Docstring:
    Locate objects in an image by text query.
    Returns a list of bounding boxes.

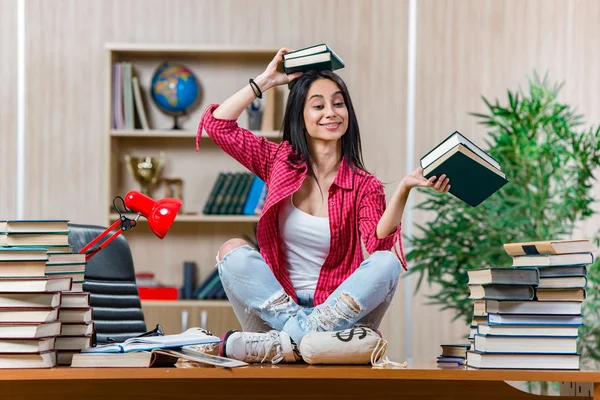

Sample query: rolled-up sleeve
[196,104,279,182]
[358,179,407,270]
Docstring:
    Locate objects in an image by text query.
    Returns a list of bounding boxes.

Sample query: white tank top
[278,194,331,293]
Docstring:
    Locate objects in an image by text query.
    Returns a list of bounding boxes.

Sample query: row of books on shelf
[136,266,226,301]
[112,62,150,131]
[0,220,94,368]
[438,239,597,370]
[203,172,266,216]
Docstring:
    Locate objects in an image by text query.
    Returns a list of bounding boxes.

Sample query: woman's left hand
[400,167,450,193]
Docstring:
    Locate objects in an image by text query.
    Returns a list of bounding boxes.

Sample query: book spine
[203,173,226,215]
[234,174,254,215]
[220,173,242,215]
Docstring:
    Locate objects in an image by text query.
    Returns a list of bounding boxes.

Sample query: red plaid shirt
[197,104,406,305]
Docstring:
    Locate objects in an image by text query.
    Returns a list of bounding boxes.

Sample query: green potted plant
[406,72,600,373]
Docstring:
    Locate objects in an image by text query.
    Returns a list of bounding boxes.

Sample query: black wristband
[249,78,263,99]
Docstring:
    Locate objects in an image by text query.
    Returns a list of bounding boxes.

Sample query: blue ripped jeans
[216,245,401,345]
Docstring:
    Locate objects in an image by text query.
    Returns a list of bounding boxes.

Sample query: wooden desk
[1,364,598,400]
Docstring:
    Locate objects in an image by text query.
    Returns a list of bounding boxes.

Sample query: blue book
[242,177,265,215]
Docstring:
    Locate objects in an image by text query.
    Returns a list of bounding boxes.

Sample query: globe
[150,62,200,129]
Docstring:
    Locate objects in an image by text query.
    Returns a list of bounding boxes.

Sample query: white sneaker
[221,330,298,364]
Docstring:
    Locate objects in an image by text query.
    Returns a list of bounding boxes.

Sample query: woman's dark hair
[281,70,369,179]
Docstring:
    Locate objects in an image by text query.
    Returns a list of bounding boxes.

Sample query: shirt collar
[332,157,355,190]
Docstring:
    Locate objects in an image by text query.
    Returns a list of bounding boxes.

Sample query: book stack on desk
[49,251,94,365]
[466,239,597,370]
[437,343,470,367]
[0,220,95,366]
[0,246,73,368]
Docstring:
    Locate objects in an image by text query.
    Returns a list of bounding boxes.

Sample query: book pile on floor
[466,239,596,370]
[203,173,266,216]
[0,219,94,367]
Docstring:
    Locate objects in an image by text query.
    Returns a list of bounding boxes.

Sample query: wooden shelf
[109,213,260,223]
[141,300,232,307]
[106,43,278,56]
[111,129,281,140]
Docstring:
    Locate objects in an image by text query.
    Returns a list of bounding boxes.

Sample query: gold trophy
[124,152,165,197]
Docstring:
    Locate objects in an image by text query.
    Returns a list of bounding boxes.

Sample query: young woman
[196,48,450,364]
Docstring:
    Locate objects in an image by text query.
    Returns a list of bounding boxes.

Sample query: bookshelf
[111,129,281,140]
[105,44,281,331]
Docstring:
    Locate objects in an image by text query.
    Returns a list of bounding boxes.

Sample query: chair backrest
[68,223,147,343]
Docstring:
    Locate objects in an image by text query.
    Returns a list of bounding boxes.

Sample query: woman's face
[302,78,348,143]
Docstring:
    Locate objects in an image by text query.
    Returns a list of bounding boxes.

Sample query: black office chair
[68,223,147,343]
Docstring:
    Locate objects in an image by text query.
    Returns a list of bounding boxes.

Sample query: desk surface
[1,363,599,382]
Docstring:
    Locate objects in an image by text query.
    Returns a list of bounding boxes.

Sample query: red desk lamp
[79,191,182,261]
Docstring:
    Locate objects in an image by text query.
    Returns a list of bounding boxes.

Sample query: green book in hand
[422,134,508,207]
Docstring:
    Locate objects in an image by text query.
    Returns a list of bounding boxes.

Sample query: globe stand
[170,111,186,130]
[171,115,182,130]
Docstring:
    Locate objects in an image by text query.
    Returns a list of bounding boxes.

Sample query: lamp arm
[79,215,138,261]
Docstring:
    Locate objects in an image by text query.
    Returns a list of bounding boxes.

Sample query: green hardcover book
[224,173,246,215]
[234,174,255,215]
[423,144,508,207]
[203,173,226,215]
[283,44,344,75]
[283,51,344,74]
[209,173,234,215]
[217,173,242,215]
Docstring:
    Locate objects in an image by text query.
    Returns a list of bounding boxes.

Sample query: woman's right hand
[254,48,303,91]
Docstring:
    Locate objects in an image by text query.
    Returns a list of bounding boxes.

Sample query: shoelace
[245,331,284,364]
[371,338,408,369]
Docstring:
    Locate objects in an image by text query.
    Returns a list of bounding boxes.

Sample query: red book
[137,287,178,301]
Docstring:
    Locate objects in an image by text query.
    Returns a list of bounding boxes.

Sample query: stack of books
[466,239,596,370]
[193,269,226,300]
[437,343,470,367]
[49,251,93,365]
[420,131,508,207]
[203,173,266,216]
[0,246,72,368]
[0,220,94,366]
[282,43,344,75]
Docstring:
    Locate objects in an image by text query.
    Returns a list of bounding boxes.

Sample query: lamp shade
[124,191,182,239]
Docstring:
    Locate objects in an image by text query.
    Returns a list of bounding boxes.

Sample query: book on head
[282,44,344,81]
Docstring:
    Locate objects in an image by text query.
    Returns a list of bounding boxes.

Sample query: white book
[0,292,61,308]
[467,351,579,370]
[55,336,93,351]
[82,327,220,354]
[0,351,56,368]
[0,321,61,339]
[123,62,134,130]
[474,334,577,354]
[0,337,55,353]
[478,324,580,337]
[0,277,72,293]
[487,313,583,326]
[485,300,582,315]
[512,252,594,267]
[132,76,150,130]
[420,131,501,171]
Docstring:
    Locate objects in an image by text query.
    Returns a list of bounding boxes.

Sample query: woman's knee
[217,238,249,262]
[371,251,402,281]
